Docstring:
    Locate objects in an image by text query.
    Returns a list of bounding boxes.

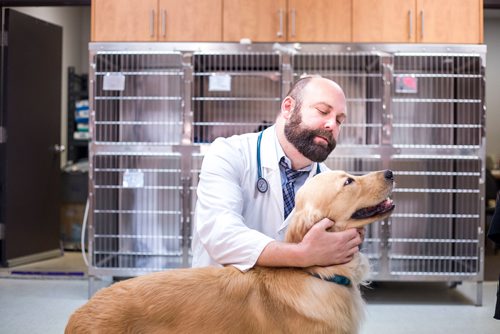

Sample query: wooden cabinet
[223,0,351,42]
[416,0,483,44]
[91,0,222,42]
[91,0,483,44]
[287,0,351,42]
[158,0,222,42]
[352,0,483,43]
[352,0,416,43]
[222,0,287,42]
[92,0,158,42]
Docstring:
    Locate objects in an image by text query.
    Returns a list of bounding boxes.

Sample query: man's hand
[256,218,365,268]
[298,218,363,267]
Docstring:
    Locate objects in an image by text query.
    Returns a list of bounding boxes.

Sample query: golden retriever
[66,169,395,334]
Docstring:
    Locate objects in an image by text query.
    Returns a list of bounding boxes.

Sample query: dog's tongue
[351,198,394,219]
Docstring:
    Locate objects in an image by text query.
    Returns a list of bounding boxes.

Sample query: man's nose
[324,117,338,130]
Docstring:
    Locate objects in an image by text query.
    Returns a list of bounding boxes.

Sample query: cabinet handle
[291,8,296,38]
[408,10,413,40]
[420,10,424,40]
[150,9,155,38]
[277,9,284,38]
[162,10,167,37]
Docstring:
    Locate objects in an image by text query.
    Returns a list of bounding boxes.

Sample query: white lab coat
[191,125,326,271]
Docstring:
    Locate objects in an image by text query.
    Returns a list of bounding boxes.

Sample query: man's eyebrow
[314,102,334,109]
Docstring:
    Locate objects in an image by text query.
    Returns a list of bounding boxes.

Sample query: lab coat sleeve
[195,137,274,271]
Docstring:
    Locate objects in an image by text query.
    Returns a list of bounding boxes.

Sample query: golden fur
[66,170,394,334]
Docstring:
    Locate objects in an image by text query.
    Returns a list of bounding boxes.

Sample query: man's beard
[284,109,337,162]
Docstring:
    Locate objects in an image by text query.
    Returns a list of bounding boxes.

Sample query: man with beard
[192,76,363,270]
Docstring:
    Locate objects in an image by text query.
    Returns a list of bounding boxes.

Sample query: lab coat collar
[260,125,280,170]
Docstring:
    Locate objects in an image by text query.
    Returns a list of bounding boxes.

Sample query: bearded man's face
[284,107,337,162]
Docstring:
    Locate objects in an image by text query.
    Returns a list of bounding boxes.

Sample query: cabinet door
[92,0,158,41]
[288,0,351,42]
[352,0,416,43]
[416,0,483,43]
[223,0,287,42]
[158,0,222,41]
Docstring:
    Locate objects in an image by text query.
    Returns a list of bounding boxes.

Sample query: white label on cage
[209,74,231,91]
[103,73,126,91]
[122,170,144,188]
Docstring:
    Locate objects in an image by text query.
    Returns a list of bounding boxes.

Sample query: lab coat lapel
[260,127,284,223]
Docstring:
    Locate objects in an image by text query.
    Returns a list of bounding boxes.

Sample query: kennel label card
[395,76,418,94]
[122,170,144,188]
[209,74,231,92]
[103,73,126,91]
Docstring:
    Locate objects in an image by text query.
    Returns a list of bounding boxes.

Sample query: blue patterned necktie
[280,158,307,219]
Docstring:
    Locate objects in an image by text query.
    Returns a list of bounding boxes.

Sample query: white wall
[6,6,90,166]
[485,10,500,165]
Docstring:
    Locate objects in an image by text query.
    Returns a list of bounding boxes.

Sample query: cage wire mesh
[387,53,484,279]
[89,45,485,286]
[93,52,184,145]
[192,52,281,143]
[90,52,189,273]
[291,52,384,148]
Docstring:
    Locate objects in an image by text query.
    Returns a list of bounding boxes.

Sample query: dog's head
[285,170,395,243]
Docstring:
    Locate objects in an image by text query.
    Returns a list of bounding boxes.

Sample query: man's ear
[281,96,295,120]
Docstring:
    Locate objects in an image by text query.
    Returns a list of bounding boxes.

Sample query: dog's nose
[384,170,394,181]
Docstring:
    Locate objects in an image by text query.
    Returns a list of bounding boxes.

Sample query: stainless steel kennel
[88,43,486,303]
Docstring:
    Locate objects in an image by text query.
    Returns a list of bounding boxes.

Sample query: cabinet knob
[53,144,66,153]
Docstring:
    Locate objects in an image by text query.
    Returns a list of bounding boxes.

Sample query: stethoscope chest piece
[256,177,269,193]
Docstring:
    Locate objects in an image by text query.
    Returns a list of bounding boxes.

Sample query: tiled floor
[0,251,499,333]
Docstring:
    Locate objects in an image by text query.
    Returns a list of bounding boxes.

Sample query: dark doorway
[0,9,63,266]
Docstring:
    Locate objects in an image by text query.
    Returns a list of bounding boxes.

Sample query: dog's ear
[285,205,322,243]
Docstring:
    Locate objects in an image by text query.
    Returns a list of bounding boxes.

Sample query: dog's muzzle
[350,198,395,219]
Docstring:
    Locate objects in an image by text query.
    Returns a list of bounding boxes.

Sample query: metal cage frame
[88,43,486,303]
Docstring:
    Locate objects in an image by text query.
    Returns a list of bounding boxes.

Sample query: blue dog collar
[310,273,352,286]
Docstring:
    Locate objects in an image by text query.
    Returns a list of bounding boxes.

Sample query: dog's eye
[344,177,355,186]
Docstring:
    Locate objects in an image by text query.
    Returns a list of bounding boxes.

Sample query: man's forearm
[255,241,307,267]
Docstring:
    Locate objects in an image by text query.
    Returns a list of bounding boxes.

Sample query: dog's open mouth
[351,198,395,219]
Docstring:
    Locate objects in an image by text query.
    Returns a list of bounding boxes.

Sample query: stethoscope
[256,131,321,193]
